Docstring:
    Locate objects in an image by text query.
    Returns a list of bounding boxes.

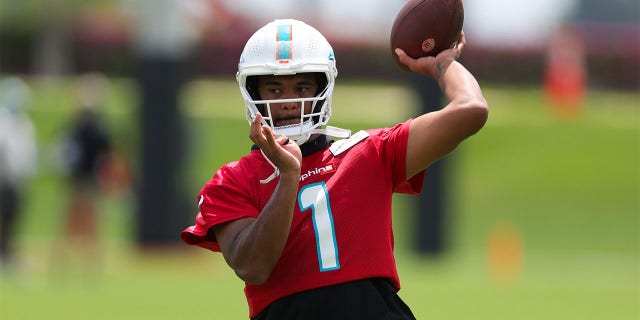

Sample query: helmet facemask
[241,72,333,145]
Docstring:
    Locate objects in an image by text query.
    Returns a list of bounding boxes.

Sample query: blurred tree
[31,0,74,75]
[408,73,448,256]
[124,0,211,247]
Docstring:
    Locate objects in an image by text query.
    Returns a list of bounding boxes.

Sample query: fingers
[394,48,423,72]
[271,133,292,148]
[454,31,466,57]
[249,113,262,142]
[261,123,287,148]
[250,112,263,133]
[395,48,438,74]
[458,31,466,47]
[250,112,289,148]
[395,48,411,65]
[394,31,467,76]
[250,113,270,146]
[249,113,302,172]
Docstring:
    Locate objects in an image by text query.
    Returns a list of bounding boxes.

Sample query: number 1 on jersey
[298,182,340,272]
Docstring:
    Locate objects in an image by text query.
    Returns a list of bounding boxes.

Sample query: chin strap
[259,149,280,184]
[310,126,351,139]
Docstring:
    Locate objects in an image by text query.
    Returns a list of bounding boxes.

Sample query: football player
[182,19,488,319]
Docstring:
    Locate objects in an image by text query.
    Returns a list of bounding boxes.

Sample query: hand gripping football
[390,0,464,71]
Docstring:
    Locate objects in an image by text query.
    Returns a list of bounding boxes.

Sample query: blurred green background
[0,78,638,319]
[1,0,639,319]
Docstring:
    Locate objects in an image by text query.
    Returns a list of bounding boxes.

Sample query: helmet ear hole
[246,76,261,100]
[314,72,328,96]
[246,76,265,114]
[312,72,329,119]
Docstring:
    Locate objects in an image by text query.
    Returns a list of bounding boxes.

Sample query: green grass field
[1,77,638,319]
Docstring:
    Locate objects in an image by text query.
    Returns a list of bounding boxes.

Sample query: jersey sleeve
[181,161,261,252]
[374,119,425,194]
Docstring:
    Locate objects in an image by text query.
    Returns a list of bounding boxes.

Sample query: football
[390,0,464,71]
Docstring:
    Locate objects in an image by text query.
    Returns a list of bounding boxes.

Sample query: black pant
[254,278,416,320]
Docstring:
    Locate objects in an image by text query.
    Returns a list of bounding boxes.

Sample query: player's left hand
[395,31,466,79]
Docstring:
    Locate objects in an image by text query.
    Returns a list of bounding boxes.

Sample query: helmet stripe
[276,24,292,62]
[277,24,292,41]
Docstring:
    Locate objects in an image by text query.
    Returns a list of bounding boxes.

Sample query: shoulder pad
[329,130,369,156]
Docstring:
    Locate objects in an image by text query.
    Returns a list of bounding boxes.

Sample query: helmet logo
[276,24,293,64]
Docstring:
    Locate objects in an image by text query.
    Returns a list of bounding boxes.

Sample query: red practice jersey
[181,120,425,317]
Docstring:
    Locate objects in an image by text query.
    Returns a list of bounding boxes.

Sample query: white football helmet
[237,19,350,145]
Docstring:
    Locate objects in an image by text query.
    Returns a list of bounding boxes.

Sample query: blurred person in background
[52,73,115,281]
[0,77,38,274]
[181,19,488,319]
[543,25,587,118]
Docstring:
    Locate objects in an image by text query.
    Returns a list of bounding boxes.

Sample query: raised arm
[396,32,489,179]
